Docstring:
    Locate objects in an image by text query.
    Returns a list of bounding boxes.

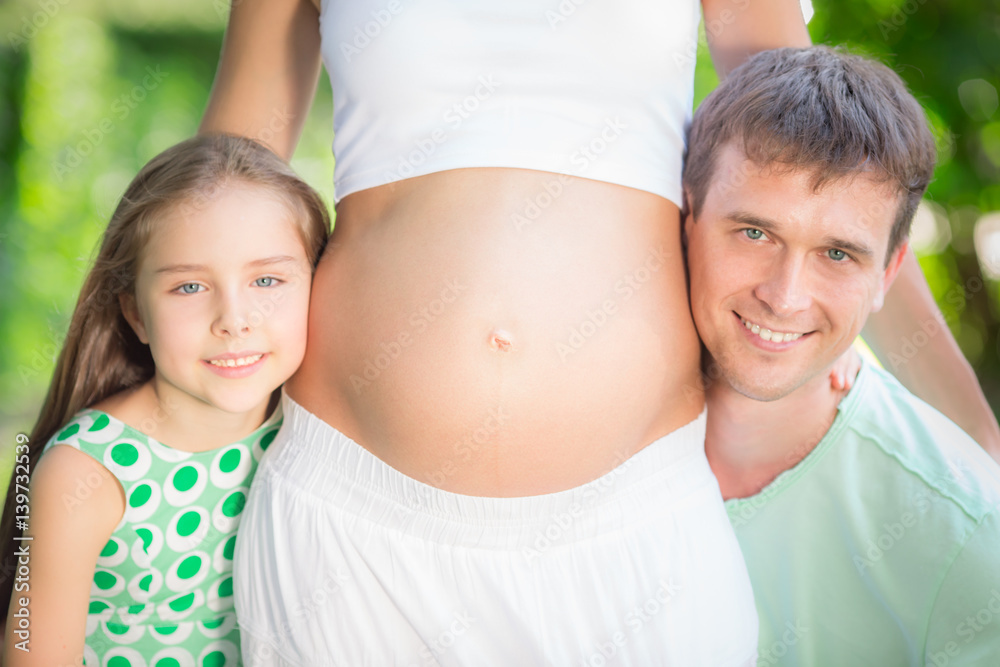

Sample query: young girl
[0,134,329,665]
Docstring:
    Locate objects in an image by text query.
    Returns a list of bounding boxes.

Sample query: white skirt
[234,392,758,666]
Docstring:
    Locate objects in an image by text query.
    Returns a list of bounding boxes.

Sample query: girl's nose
[212,293,253,338]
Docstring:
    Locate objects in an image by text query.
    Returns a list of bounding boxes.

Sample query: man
[684,47,1000,665]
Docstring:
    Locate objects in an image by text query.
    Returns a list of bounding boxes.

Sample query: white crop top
[319,0,701,206]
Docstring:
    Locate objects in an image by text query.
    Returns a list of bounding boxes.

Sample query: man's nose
[753,253,812,317]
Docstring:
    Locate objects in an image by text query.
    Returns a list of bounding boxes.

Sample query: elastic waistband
[263,392,715,549]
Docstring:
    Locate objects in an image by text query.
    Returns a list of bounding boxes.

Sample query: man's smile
[736,313,808,344]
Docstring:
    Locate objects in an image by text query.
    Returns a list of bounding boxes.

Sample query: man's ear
[681,186,695,248]
[119,292,149,344]
[872,240,910,312]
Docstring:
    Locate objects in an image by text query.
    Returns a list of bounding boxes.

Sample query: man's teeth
[209,354,263,368]
[741,318,803,343]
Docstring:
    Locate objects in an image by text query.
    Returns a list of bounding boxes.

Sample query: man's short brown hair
[683,46,937,262]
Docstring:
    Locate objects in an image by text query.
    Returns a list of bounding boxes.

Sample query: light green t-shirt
[726,361,1000,666]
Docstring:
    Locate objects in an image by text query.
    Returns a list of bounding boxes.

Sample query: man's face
[685,144,907,401]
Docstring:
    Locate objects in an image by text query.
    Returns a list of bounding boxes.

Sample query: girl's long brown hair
[0,134,330,617]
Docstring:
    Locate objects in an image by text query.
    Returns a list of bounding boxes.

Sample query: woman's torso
[288,0,704,496]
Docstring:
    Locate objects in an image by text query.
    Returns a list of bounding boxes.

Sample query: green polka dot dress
[42,407,282,666]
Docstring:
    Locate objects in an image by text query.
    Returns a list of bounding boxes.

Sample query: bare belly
[286,168,703,496]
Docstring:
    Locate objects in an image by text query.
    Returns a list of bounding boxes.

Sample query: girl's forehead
[172,180,298,221]
[140,186,307,267]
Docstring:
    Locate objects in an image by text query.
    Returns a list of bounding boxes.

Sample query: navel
[489,329,514,352]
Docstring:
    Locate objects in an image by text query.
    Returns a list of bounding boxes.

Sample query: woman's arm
[200,0,323,160]
[701,0,811,78]
[3,447,123,666]
[863,250,1000,459]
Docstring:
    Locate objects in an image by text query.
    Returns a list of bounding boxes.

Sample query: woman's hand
[829,344,862,393]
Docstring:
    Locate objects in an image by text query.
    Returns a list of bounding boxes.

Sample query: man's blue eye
[828,249,848,262]
[179,283,201,294]
[255,277,276,287]
[744,229,764,240]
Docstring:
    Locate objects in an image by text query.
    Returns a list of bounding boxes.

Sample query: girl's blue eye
[744,228,765,240]
[179,283,202,294]
[255,277,277,287]
[828,249,848,262]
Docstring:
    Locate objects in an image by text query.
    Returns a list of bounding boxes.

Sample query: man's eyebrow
[726,212,780,233]
[820,236,875,260]
[154,255,300,275]
[726,212,875,260]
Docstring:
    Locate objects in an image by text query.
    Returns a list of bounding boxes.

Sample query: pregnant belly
[286,168,703,496]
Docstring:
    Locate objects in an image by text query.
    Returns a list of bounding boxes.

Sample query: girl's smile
[122,181,313,428]
[203,351,268,377]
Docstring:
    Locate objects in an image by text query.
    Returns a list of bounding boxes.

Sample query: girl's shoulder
[46,403,282,468]
[43,409,137,462]
[44,405,281,510]
[41,409,183,491]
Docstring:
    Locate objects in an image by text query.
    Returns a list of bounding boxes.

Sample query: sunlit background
[1,0,999,477]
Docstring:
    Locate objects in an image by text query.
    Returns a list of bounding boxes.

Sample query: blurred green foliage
[0,0,336,452]
[809,0,1000,407]
[0,0,998,472]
